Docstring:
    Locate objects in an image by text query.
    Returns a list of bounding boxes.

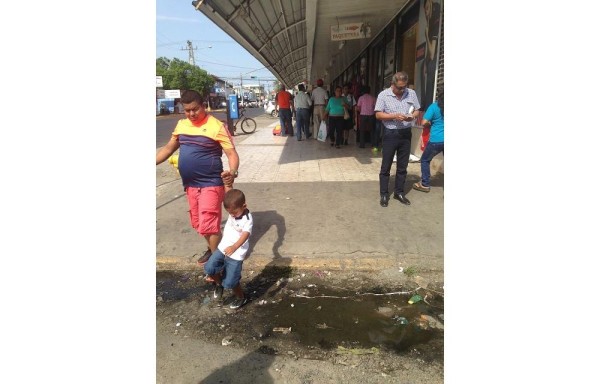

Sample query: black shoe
[380,194,389,207]
[393,193,411,205]
[197,248,212,265]
[213,285,224,300]
[344,139,349,145]
[229,296,249,309]
[330,142,334,147]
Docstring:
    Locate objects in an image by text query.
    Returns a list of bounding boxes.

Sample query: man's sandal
[196,248,212,265]
[204,274,216,283]
[413,182,431,193]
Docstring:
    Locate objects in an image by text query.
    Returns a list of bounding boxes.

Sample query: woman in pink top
[356,85,377,148]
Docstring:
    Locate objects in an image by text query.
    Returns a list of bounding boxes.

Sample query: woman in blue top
[413,91,443,192]
[323,86,350,148]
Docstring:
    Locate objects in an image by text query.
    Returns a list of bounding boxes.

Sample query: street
[156,107,271,148]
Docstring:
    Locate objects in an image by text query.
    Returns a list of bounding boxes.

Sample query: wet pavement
[157,268,443,370]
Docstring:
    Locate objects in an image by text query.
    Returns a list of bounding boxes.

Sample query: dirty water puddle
[157,270,443,366]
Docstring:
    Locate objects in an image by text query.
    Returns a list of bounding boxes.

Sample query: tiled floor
[229,120,392,183]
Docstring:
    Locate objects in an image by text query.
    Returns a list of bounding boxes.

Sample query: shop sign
[331,22,371,41]
[164,90,181,98]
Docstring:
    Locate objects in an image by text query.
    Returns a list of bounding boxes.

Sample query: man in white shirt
[310,79,328,139]
[375,71,420,207]
[294,84,312,141]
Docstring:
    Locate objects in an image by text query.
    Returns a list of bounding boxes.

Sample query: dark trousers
[372,121,383,148]
[379,128,412,195]
[328,116,344,146]
[278,108,293,136]
[359,115,375,148]
[295,108,310,139]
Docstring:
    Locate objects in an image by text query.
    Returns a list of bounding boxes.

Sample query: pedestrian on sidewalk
[375,71,420,207]
[413,91,444,193]
[356,85,376,148]
[323,86,350,148]
[204,189,253,309]
[155,90,239,264]
[310,79,328,139]
[294,83,312,140]
[275,85,294,136]
[342,82,356,145]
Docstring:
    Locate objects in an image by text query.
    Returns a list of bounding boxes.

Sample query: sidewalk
[156,116,444,282]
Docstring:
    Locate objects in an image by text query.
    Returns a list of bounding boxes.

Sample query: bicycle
[233,107,257,134]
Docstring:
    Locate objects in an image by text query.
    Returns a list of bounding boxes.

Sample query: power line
[217,77,277,81]
[194,59,264,70]
[157,39,238,48]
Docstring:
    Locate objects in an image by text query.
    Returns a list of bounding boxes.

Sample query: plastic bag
[343,108,350,120]
[317,121,327,142]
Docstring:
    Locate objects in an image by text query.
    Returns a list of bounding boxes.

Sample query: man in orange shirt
[275,85,295,136]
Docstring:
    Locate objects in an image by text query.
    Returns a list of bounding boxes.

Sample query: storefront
[207,86,227,109]
[330,0,444,157]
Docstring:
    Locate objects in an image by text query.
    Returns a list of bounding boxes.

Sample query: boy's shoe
[196,248,212,265]
[229,297,249,309]
[213,285,224,300]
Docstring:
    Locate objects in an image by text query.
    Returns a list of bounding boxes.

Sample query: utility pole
[182,40,196,66]
[181,43,212,68]
[239,73,243,105]
[258,78,262,102]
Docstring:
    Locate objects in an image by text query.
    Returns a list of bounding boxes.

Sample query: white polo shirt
[217,210,253,261]
[311,86,328,106]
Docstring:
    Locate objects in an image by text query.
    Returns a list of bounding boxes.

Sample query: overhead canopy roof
[194,0,412,88]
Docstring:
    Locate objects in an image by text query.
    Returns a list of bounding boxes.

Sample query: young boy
[204,189,253,309]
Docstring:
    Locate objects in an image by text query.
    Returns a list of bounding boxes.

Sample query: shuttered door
[435,6,444,97]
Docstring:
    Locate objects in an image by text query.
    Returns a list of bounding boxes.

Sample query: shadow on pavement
[247,210,286,259]
[242,210,293,301]
[198,347,276,384]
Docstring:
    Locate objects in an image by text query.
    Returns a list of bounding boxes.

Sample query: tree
[156,57,213,96]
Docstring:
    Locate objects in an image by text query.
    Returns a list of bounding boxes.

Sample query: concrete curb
[156,254,403,272]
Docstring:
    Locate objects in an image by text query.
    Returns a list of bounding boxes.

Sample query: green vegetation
[156,57,214,96]
[403,266,418,277]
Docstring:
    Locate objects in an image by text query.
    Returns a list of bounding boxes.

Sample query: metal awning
[193,0,412,88]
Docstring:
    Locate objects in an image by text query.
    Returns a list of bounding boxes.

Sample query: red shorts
[185,186,224,236]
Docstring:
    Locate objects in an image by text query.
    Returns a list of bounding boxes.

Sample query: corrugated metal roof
[195,0,412,88]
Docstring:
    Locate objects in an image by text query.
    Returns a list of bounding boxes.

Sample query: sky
[156,0,278,91]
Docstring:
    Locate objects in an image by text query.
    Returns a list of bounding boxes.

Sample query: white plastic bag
[317,121,327,142]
